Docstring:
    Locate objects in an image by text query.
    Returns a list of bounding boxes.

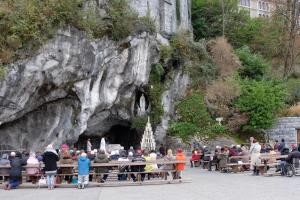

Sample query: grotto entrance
[74,124,142,151]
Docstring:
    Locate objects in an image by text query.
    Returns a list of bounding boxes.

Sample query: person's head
[99,150,105,155]
[143,150,149,157]
[10,152,16,157]
[275,139,278,143]
[81,152,87,157]
[167,149,173,156]
[46,144,54,150]
[250,137,254,142]
[160,144,164,147]
[130,146,134,150]
[291,144,297,150]
[128,152,134,157]
[29,152,36,158]
[281,138,285,143]
[135,149,142,156]
[177,149,183,154]
[221,148,225,153]
[120,150,127,158]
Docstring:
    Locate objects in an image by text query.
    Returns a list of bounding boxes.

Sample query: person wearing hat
[77,153,91,189]
[5,152,26,190]
[43,144,59,190]
[175,149,186,179]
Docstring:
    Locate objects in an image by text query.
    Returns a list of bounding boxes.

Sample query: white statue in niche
[100,138,106,154]
[137,94,147,116]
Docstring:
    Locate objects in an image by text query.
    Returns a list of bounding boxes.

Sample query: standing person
[87,139,92,152]
[43,145,59,190]
[250,139,261,176]
[274,140,279,151]
[278,139,286,154]
[159,144,166,156]
[77,153,90,189]
[5,152,26,190]
[175,149,186,179]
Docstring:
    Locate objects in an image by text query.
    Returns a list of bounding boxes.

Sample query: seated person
[117,151,129,181]
[190,149,201,168]
[130,150,146,182]
[94,150,110,183]
[217,148,228,172]
[159,149,175,180]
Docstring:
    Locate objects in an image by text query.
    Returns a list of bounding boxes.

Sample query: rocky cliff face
[0,0,191,150]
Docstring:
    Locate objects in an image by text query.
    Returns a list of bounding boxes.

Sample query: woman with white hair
[42,144,59,190]
[26,152,39,184]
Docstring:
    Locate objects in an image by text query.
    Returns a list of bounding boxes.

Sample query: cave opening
[74,124,142,151]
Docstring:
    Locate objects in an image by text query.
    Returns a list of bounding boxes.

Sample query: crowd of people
[190,137,300,175]
[0,142,186,190]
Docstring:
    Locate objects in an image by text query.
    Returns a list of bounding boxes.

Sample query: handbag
[38,176,47,188]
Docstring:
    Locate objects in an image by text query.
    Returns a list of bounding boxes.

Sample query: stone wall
[266,117,300,144]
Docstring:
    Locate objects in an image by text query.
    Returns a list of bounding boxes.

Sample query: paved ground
[1,168,300,200]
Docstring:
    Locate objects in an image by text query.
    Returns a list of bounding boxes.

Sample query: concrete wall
[266,117,300,145]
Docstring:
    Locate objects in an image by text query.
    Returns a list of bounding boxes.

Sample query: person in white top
[250,139,261,175]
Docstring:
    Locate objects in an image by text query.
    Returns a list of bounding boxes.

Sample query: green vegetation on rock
[0,0,156,66]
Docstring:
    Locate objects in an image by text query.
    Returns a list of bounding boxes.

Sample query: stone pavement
[1,168,300,200]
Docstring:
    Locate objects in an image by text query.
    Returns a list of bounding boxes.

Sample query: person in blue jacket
[77,152,91,189]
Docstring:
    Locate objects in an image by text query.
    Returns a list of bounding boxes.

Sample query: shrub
[207,36,240,77]
[235,46,268,80]
[169,122,200,142]
[176,91,211,127]
[159,45,173,62]
[206,78,241,118]
[131,116,148,130]
[236,79,286,131]
[286,78,300,105]
[170,31,216,87]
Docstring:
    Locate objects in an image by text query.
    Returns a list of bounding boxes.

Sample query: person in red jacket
[176,149,186,179]
[190,148,201,167]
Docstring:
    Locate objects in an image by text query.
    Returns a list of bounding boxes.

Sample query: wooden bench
[227,163,250,173]
[0,160,189,187]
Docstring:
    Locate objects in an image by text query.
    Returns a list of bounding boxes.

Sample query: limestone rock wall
[0,0,192,150]
[131,0,192,36]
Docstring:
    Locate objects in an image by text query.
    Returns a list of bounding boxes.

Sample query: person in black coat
[5,152,26,190]
[43,145,59,190]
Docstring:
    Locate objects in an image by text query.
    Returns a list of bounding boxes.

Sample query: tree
[273,0,300,77]
[192,0,249,40]
[235,46,268,80]
[236,79,286,131]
